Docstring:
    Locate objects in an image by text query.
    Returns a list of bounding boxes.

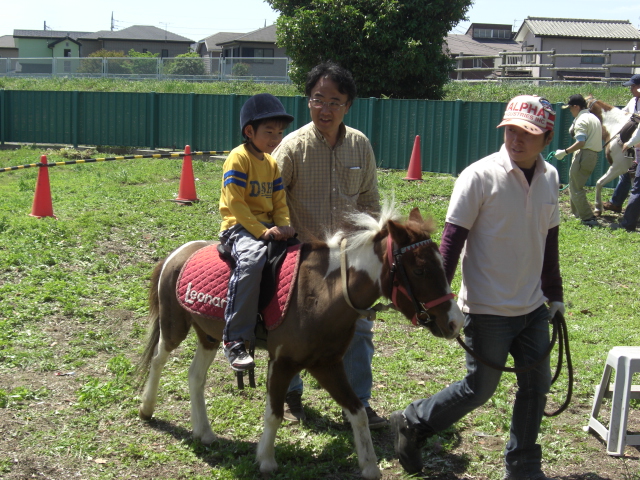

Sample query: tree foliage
[164,52,206,76]
[267,0,471,99]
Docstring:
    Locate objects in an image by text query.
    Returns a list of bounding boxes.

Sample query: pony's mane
[326,198,402,253]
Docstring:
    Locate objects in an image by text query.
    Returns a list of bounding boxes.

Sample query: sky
[2,0,640,42]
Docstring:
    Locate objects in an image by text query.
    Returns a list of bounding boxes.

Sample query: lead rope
[456,312,573,417]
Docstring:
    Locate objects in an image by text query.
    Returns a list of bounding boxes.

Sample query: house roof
[200,32,243,51]
[13,30,92,41]
[515,17,640,41]
[0,35,16,48]
[445,34,521,57]
[79,25,193,43]
[48,36,82,48]
[217,24,277,46]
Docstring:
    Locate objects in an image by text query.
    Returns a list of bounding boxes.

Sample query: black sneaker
[283,391,306,424]
[341,406,389,430]
[223,341,254,372]
[390,410,425,475]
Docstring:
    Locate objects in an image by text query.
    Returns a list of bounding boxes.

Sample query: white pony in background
[585,96,639,216]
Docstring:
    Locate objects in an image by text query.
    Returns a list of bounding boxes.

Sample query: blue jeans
[287,317,374,407]
[610,172,632,206]
[620,162,640,231]
[403,304,551,477]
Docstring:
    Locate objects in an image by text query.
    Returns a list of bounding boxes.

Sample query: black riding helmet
[240,93,294,139]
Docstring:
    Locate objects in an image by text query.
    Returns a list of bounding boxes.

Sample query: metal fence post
[0,89,4,145]
[71,90,79,148]
[457,53,463,80]
[451,99,463,174]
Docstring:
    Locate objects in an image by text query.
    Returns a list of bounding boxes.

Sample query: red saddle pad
[176,243,302,330]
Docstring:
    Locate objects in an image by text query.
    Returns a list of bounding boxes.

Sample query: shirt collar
[498,144,547,174]
[310,122,347,147]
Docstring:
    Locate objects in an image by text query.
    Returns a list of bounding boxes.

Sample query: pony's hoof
[139,407,153,421]
[362,466,382,480]
[259,460,278,477]
[594,210,601,217]
[197,431,217,446]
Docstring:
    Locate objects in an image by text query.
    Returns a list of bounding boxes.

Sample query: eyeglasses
[309,98,347,111]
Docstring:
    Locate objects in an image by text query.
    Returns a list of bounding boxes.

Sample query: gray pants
[569,149,598,221]
[220,224,268,344]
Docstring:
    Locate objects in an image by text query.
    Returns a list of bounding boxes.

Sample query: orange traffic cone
[404,135,423,181]
[172,145,200,204]
[29,155,56,218]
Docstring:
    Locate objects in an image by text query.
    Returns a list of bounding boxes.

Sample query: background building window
[473,29,511,39]
[241,47,274,63]
[582,50,605,64]
[161,49,169,58]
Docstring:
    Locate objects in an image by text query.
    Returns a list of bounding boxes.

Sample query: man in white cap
[391,95,564,480]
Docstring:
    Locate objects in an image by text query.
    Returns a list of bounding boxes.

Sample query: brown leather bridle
[386,236,455,327]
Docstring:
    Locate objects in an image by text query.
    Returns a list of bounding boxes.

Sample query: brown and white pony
[136,202,464,480]
[586,96,638,215]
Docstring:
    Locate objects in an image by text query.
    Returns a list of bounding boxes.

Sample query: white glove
[548,301,565,319]
[554,149,567,160]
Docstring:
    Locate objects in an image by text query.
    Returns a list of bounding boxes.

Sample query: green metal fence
[0,89,617,186]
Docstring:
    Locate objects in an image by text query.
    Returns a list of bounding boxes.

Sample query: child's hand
[261,226,296,241]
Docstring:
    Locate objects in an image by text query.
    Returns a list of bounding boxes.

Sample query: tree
[76,49,126,74]
[164,52,206,76]
[266,0,471,99]
[125,49,159,75]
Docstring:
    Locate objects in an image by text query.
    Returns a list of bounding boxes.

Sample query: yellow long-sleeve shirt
[219,144,290,239]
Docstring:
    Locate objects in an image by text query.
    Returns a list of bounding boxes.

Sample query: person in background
[603,74,640,214]
[391,95,564,480]
[553,94,602,227]
[273,61,387,429]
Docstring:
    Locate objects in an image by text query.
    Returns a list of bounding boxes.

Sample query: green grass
[0,76,632,105]
[0,145,639,479]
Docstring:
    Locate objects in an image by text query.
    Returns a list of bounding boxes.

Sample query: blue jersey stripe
[224,170,248,180]
[224,177,247,188]
[273,177,283,188]
[273,183,284,192]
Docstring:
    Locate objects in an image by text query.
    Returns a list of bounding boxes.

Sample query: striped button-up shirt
[273,121,380,242]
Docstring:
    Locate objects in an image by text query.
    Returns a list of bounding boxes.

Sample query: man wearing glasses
[273,61,385,429]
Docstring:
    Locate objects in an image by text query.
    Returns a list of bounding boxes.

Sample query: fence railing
[454,48,640,82]
[0,56,291,83]
[0,90,619,187]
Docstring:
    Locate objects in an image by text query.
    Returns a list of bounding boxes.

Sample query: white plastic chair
[587,346,640,456]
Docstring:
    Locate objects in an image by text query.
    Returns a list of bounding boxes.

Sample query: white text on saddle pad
[184,282,227,309]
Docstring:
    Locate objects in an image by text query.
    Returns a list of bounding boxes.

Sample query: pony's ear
[387,219,410,246]
[408,208,423,223]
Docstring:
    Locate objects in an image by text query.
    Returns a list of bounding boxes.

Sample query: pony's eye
[413,268,424,276]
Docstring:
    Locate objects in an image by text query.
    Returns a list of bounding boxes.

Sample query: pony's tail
[135,260,164,389]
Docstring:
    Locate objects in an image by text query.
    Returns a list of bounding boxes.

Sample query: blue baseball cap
[622,74,640,86]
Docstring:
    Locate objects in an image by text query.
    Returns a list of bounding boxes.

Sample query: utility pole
[111,12,114,31]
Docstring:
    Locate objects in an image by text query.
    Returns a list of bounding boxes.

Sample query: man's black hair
[305,61,357,104]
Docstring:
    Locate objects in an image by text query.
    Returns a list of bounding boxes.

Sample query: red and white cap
[496,95,556,134]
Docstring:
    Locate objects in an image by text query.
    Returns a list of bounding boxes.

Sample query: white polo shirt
[446,145,560,316]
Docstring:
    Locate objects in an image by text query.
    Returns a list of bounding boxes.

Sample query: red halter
[386,235,455,326]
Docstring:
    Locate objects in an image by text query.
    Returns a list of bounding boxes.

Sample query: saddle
[619,113,640,144]
[176,238,302,330]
